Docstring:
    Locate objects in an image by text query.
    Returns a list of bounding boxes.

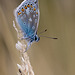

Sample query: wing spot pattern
[33,15,35,18]
[21,8,24,12]
[27,4,30,7]
[32,26,35,30]
[25,5,27,9]
[18,12,21,15]
[29,18,32,22]
[35,19,37,23]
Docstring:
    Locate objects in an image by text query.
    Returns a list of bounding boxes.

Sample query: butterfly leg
[24,40,33,52]
[25,42,31,52]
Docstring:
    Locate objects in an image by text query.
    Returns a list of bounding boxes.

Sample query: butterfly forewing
[14,0,39,38]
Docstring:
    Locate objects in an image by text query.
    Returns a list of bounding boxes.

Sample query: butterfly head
[34,35,40,42]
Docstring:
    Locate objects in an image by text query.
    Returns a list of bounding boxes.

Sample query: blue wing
[14,0,40,39]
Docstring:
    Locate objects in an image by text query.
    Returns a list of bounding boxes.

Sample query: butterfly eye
[35,36,37,41]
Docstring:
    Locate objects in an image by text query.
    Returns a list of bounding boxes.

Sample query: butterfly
[14,0,40,51]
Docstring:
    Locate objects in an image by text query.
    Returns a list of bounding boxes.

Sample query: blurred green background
[0,0,75,75]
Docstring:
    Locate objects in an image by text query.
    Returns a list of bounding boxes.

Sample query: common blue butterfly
[14,0,40,51]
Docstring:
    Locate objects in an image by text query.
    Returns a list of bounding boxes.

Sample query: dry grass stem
[13,21,34,75]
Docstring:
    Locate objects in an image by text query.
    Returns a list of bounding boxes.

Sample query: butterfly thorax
[24,33,40,43]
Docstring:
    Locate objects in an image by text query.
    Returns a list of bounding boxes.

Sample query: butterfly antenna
[39,35,58,39]
[38,29,47,35]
